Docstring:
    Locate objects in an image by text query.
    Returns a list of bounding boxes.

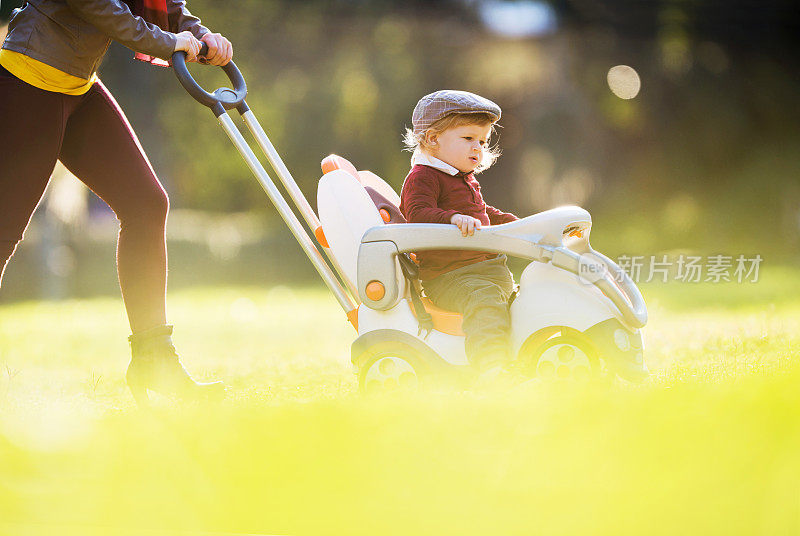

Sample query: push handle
[172,43,248,116]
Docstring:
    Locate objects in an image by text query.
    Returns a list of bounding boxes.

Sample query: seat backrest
[319,155,467,334]
[358,171,401,208]
[317,155,406,305]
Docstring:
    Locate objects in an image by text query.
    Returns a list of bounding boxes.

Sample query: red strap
[143,0,167,10]
[134,0,172,67]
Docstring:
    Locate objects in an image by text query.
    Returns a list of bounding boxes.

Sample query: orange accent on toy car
[365,281,385,301]
[346,308,359,331]
[314,226,329,248]
[569,229,583,238]
[320,154,359,180]
[419,297,464,336]
[379,208,391,223]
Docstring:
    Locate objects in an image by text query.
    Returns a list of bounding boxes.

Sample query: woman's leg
[58,81,223,403]
[0,242,16,284]
[0,73,69,287]
[58,80,168,333]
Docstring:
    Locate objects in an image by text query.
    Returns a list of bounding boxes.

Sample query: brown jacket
[400,164,518,280]
[2,0,207,79]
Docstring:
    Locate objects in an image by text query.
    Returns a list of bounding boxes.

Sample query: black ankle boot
[126,325,224,405]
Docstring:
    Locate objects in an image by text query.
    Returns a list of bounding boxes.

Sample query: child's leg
[423,256,515,371]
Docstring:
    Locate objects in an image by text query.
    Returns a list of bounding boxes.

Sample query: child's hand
[451,214,482,236]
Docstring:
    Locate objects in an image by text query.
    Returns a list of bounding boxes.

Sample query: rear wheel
[357,344,426,394]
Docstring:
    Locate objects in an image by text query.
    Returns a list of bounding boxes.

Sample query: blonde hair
[403,112,501,173]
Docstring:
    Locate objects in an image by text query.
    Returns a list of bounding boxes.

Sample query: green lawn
[1,269,799,535]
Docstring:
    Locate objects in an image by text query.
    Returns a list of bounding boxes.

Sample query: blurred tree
[4,0,799,259]
[0,0,25,22]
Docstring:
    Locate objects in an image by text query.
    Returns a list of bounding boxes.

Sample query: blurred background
[1,0,798,302]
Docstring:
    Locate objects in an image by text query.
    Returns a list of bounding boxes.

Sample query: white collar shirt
[411,149,460,176]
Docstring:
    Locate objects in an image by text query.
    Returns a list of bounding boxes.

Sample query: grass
[1,268,799,535]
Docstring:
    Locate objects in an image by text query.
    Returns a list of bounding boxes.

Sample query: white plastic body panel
[522,205,591,246]
[509,261,620,354]
[317,169,406,306]
[357,299,469,366]
[317,170,384,283]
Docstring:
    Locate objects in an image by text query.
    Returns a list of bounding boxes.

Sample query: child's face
[428,122,493,174]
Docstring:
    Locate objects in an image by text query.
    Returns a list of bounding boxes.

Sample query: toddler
[399,90,518,379]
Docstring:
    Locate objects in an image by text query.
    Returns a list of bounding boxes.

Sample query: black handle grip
[172,44,247,116]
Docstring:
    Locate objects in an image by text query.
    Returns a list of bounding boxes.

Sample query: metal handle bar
[172,43,248,116]
[170,48,357,315]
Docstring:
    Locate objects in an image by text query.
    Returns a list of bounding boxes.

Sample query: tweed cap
[412,90,501,134]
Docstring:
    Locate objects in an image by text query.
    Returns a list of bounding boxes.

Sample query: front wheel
[518,333,602,381]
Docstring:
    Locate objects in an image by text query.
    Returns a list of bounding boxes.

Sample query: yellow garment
[0,49,96,95]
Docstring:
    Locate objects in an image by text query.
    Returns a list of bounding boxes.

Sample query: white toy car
[317,156,648,392]
[171,57,648,392]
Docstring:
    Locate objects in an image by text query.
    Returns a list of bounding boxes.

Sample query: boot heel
[127,325,225,403]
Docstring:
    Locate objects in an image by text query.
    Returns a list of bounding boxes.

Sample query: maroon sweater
[399,164,518,280]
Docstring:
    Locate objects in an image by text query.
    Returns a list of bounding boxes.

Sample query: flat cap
[412,90,501,134]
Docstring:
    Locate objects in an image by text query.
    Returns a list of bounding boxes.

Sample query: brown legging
[0,66,168,333]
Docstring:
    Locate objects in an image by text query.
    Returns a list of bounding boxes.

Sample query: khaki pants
[422,255,515,371]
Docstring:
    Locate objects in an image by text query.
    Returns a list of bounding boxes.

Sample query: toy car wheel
[358,347,424,394]
[520,335,600,381]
